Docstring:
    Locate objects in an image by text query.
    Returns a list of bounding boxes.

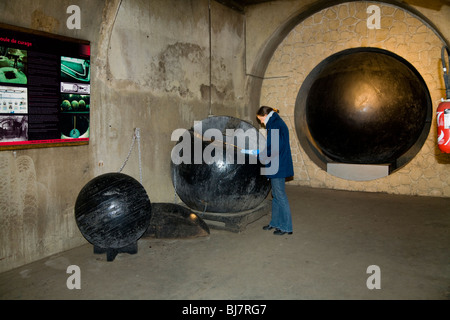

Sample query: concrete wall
[0,0,105,273]
[0,0,246,272]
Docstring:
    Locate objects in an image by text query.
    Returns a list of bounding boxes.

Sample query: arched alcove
[254,1,450,195]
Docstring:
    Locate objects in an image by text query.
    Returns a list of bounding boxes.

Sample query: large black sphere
[75,173,152,249]
[305,49,430,164]
[171,116,271,213]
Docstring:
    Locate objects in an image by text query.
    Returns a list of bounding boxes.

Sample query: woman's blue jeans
[268,177,293,233]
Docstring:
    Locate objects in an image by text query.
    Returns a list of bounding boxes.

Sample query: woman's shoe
[273,229,293,235]
[262,225,274,230]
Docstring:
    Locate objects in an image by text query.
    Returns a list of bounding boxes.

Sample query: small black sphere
[75,173,152,249]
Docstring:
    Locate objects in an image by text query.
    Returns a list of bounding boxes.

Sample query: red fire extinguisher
[437,46,450,153]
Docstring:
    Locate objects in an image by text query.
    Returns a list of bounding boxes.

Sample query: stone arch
[251,1,450,196]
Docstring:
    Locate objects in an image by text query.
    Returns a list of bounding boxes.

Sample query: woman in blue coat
[256,106,294,235]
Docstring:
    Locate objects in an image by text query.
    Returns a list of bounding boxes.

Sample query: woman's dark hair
[257,106,279,116]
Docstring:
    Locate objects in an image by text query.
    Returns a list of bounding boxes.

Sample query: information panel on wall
[0,23,90,150]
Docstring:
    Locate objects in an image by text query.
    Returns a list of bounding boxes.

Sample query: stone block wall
[260,1,450,197]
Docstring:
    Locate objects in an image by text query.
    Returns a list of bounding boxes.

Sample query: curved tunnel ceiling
[247,0,450,113]
[218,0,450,14]
[295,47,432,174]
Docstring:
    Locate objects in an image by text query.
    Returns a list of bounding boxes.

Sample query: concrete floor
[1,185,449,301]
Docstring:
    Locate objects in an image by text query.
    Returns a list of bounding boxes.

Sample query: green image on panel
[61,56,90,83]
[0,47,27,85]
